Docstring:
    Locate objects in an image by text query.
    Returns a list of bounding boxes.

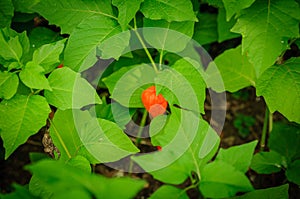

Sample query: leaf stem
[47,118,72,159]
[136,109,148,145]
[159,50,164,70]
[131,17,158,72]
[269,111,273,133]
[260,107,269,151]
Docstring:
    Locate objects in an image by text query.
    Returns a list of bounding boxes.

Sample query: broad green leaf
[215,140,257,173]
[222,0,255,21]
[32,0,116,34]
[156,58,206,114]
[0,71,19,99]
[250,151,283,174]
[149,185,189,199]
[231,0,300,76]
[133,108,220,184]
[268,122,300,162]
[66,155,91,173]
[103,64,156,108]
[96,29,130,60]
[205,0,224,7]
[256,58,300,123]
[112,0,144,30]
[64,15,125,72]
[217,7,240,42]
[44,67,101,110]
[27,159,145,198]
[0,0,14,28]
[19,61,52,90]
[206,45,254,92]
[286,160,300,185]
[140,0,197,22]
[12,0,39,13]
[0,31,22,63]
[193,13,218,45]
[229,184,289,199]
[29,27,63,50]
[49,109,92,162]
[80,118,139,163]
[32,39,66,74]
[143,18,195,52]
[0,94,50,159]
[199,161,254,198]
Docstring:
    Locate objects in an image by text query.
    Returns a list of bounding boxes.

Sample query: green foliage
[256,58,300,123]
[206,45,255,92]
[251,122,300,185]
[26,159,146,198]
[1,0,300,198]
[229,184,289,199]
[0,94,50,158]
[231,0,300,76]
[149,185,189,199]
[44,67,102,110]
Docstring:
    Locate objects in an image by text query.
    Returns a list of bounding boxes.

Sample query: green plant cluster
[0,0,300,198]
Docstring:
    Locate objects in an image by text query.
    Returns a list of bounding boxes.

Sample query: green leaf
[222,0,255,21]
[19,61,52,90]
[231,0,300,76]
[250,151,283,174]
[217,7,240,42]
[140,0,197,22]
[27,159,145,198]
[32,39,66,74]
[80,118,139,162]
[0,71,19,99]
[32,0,116,34]
[103,64,156,108]
[268,122,300,162]
[0,0,14,28]
[143,18,195,52]
[66,155,91,173]
[156,58,206,114]
[0,94,50,159]
[49,109,92,162]
[193,13,218,45]
[0,31,22,63]
[44,67,101,110]
[64,15,125,72]
[96,29,131,60]
[199,161,254,198]
[215,140,257,173]
[229,184,289,199]
[112,0,144,30]
[256,58,300,123]
[133,108,220,184]
[149,185,189,199]
[206,45,255,92]
[286,160,300,185]
[12,0,39,13]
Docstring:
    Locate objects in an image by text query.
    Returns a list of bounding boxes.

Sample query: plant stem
[136,109,148,146]
[131,17,158,72]
[269,111,273,133]
[260,107,269,151]
[159,50,164,70]
[48,118,72,159]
